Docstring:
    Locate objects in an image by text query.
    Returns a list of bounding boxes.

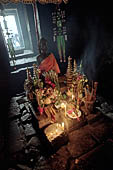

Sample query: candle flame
[61,122,64,130]
[61,102,65,108]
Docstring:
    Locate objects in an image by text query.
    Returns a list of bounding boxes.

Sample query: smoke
[82,35,97,81]
[82,16,103,81]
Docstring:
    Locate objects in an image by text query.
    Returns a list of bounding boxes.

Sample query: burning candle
[61,122,64,131]
[72,94,74,100]
[56,129,58,135]
[61,102,67,115]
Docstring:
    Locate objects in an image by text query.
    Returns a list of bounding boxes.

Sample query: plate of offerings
[66,103,81,120]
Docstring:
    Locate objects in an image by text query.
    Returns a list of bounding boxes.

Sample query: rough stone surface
[89,116,113,142]
[24,124,36,137]
[21,113,31,123]
[106,112,113,120]
[8,100,21,119]
[27,136,40,147]
[54,146,71,169]
[4,95,113,170]
[67,125,97,157]
[8,120,25,153]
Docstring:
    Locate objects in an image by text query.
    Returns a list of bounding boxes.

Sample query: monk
[37,38,60,74]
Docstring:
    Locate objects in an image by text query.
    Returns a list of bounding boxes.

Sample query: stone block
[8,120,24,153]
[24,124,36,137]
[67,125,97,157]
[89,115,113,142]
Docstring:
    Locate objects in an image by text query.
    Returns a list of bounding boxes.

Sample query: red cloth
[39,53,60,74]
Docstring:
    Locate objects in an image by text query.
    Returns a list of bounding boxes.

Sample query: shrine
[0,0,113,170]
[24,56,98,150]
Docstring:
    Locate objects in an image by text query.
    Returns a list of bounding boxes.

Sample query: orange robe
[39,53,60,74]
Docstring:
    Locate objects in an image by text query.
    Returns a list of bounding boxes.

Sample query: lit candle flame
[61,122,64,130]
[72,94,74,100]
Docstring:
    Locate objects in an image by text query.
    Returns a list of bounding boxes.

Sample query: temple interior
[1,1,113,170]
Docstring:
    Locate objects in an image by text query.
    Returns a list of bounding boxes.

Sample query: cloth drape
[38,53,60,74]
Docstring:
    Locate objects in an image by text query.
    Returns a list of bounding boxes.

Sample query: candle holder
[44,122,68,150]
[66,103,81,120]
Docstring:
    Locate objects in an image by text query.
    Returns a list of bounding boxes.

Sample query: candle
[61,122,64,131]
[72,94,74,100]
[61,102,67,115]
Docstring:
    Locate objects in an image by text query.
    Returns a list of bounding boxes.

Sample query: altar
[24,56,98,151]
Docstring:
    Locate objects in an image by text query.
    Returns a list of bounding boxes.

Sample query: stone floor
[1,94,113,170]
